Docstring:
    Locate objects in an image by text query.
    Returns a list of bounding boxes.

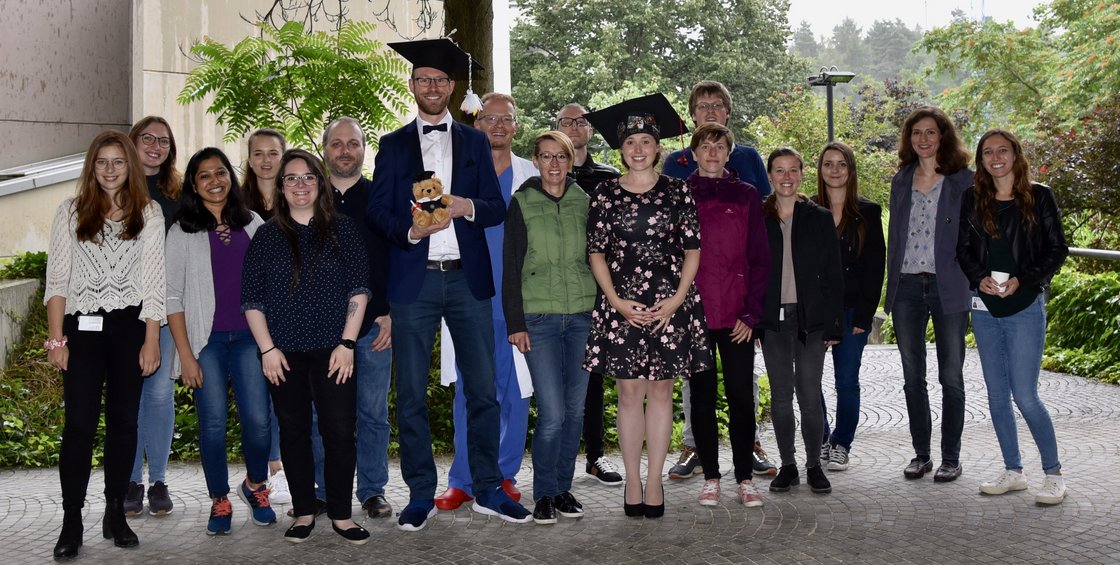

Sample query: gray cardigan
[165,213,264,376]
[884,163,973,315]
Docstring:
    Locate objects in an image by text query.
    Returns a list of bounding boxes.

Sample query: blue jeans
[447,316,530,496]
[821,308,870,451]
[972,295,1061,474]
[522,313,591,499]
[309,325,393,501]
[892,273,968,463]
[131,325,176,484]
[194,330,272,497]
[392,270,502,501]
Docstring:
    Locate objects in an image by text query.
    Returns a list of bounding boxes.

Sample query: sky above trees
[788,0,1042,39]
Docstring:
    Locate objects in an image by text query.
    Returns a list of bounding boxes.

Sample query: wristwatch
[339,339,356,350]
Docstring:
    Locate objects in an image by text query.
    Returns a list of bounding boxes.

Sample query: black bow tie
[423,123,448,134]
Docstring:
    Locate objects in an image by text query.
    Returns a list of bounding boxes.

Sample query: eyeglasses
[478,115,516,126]
[139,133,172,148]
[536,152,571,163]
[412,76,451,88]
[94,158,128,171]
[557,117,589,128]
[282,174,318,187]
[695,102,726,113]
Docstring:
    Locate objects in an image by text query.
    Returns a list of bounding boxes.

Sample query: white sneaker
[268,469,292,505]
[1035,475,1066,505]
[827,445,850,471]
[979,469,1028,495]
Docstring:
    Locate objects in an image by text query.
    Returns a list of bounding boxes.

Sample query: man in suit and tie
[368,38,532,531]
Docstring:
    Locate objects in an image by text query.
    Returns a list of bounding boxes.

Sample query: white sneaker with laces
[979,469,1028,495]
[269,469,292,505]
[827,445,850,471]
[737,480,764,507]
[1035,475,1066,505]
[697,478,721,506]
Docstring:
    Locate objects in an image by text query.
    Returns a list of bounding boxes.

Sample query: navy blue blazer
[367,119,506,303]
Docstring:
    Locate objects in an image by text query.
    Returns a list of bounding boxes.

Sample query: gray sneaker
[123,482,144,517]
[668,446,702,479]
[827,445,850,471]
[820,442,831,464]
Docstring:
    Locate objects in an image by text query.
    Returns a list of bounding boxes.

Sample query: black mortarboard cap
[388,38,484,78]
[583,93,689,149]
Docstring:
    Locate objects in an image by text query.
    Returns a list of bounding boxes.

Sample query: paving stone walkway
[3,345,1119,564]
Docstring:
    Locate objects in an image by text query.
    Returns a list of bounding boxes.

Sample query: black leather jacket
[956,183,1068,293]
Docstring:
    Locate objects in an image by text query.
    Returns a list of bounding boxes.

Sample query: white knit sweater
[44,198,166,322]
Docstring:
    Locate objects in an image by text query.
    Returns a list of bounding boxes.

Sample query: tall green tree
[510,0,807,158]
[178,20,411,155]
[791,20,821,59]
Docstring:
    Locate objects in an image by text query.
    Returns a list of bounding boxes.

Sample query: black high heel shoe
[53,504,83,561]
[643,485,664,519]
[102,498,139,548]
[623,481,645,517]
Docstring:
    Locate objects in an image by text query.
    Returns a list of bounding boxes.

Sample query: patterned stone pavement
[3,345,1119,564]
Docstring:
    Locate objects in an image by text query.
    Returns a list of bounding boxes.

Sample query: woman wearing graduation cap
[583,94,713,519]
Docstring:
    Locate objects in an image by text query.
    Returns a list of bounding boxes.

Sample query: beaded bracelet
[44,337,68,350]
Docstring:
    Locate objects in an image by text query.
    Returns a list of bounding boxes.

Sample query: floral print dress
[583,175,713,380]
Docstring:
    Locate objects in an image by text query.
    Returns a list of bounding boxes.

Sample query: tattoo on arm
[347,300,359,320]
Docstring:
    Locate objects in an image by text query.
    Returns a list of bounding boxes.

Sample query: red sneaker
[434,487,474,511]
[501,479,521,502]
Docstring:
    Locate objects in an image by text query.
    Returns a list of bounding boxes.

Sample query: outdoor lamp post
[807,66,855,142]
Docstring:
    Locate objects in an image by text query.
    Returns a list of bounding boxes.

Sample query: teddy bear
[410,171,453,228]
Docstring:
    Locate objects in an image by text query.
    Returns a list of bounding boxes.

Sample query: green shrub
[1043,269,1120,383]
[0,251,48,280]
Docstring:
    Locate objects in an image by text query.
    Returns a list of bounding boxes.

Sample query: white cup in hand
[991,270,1009,293]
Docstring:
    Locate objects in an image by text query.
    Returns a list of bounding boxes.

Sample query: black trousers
[690,329,758,482]
[583,372,606,462]
[270,348,357,520]
[59,305,146,507]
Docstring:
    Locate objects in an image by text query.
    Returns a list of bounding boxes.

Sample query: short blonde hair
[533,130,575,160]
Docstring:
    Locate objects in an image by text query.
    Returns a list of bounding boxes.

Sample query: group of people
[44,37,1070,561]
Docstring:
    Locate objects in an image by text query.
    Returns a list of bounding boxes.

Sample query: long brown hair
[128,116,181,200]
[763,147,808,220]
[243,128,287,216]
[74,131,150,242]
[814,141,866,255]
[973,128,1036,238]
[273,149,338,292]
[897,106,970,174]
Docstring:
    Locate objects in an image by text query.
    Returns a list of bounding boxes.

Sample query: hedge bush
[1042,270,1120,383]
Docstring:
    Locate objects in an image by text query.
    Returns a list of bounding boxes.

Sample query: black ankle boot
[53,504,83,561]
[103,498,139,548]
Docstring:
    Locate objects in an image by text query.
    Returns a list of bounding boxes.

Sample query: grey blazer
[164,213,265,376]
[884,163,973,315]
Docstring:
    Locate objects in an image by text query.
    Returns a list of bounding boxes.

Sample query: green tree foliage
[510,0,808,158]
[749,79,938,208]
[791,21,821,59]
[178,20,411,155]
[920,0,1120,135]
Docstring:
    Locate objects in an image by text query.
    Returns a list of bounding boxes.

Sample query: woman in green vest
[503,131,597,525]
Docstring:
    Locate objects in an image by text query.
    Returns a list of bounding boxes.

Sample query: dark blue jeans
[392,270,502,501]
[523,312,592,499]
[892,273,968,463]
[821,308,870,451]
[195,330,272,497]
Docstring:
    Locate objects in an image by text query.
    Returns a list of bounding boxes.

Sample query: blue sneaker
[397,499,437,532]
[237,478,277,526]
[472,486,532,523]
[207,496,232,535]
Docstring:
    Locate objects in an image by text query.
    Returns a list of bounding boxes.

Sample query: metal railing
[1069,247,1120,261]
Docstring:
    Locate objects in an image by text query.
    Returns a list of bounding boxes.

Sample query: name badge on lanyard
[78,315,104,332]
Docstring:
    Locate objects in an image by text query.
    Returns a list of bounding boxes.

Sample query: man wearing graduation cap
[368,38,532,530]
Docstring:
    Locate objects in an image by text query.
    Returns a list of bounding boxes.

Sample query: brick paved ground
[3,345,1119,564]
